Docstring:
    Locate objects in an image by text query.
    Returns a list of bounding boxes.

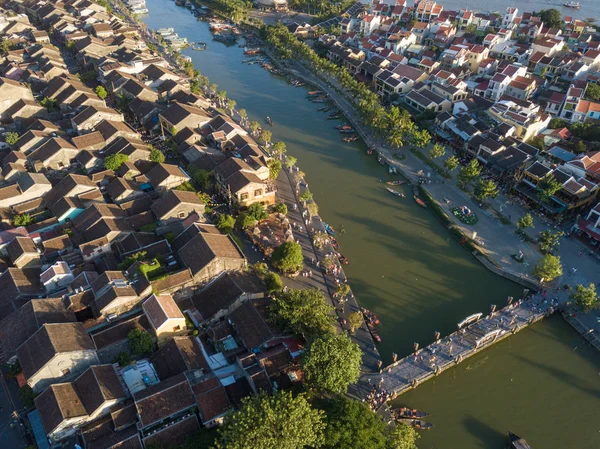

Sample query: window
[62,368,71,377]
[178,211,186,218]
[254,189,263,197]
[240,193,248,201]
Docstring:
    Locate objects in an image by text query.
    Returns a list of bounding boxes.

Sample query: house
[72,106,123,134]
[487,100,551,141]
[133,373,196,434]
[404,88,451,113]
[531,37,563,56]
[44,174,100,222]
[505,76,537,100]
[576,202,600,246]
[213,157,275,207]
[0,172,51,209]
[142,293,186,343]
[6,236,40,268]
[151,189,205,225]
[81,217,134,261]
[105,178,144,204]
[146,163,189,191]
[16,323,99,392]
[191,376,231,427]
[0,267,44,322]
[229,298,282,351]
[414,0,443,23]
[40,261,74,293]
[0,77,34,121]
[28,137,78,171]
[159,102,211,135]
[90,271,139,316]
[150,336,209,380]
[0,298,75,362]
[175,226,246,284]
[35,364,127,443]
[190,271,265,325]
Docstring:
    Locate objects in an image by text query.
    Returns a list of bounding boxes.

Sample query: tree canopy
[268,158,282,180]
[535,9,562,28]
[214,391,325,449]
[429,143,445,159]
[457,159,481,186]
[264,272,284,295]
[538,174,562,202]
[104,153,128,171]
[149,146,165,163]
[474,179,499,202]
[268,288,335,337]
[571,283,599,312]
[533,254,563,282]
[586,82,600,101]
[4,131,19,145]
[444,155,459,171]
[516,213,534,232]
[216,214,235,234]
[95,85,107,99]
[537,230,564,254]
[302,333,362,393]
[271,241,304,274]
[128,328,153,357]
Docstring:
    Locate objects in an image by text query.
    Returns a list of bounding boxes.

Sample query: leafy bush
[128,328,154,356]
[104,153,128,171]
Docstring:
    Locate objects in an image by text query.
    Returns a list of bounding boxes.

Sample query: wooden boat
[265,116,272,126]
[342,136,359,142]
[323,222,336,236]
[327,113,342,120]
[414,196,427,208]
[367,149,373,155]
[367,321,381,343]
[563,1,580,8]
[339,129,355,134]
[191,42,207,51]
[397,419,433,430]
[386,187,405,198]
[244,48,261,55]
[394,408,429,419]
[412,185,419,196]
[336,252,349,264]
[377,156,385,165]
[308,90,322,96]
[507,432,532,449]
[386,180,407,186]
[317,106,329,112]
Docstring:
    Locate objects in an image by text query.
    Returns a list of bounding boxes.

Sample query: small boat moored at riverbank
[244,47,261,55]
[386,187,405,198]
[414,196,427,208]
[397,419,434,430]
[323,222,336,236]
[386,180,407,186]
[265,116,272,126]
[394,408,430,419]
[342,136,359,143]
[563,1,580,8]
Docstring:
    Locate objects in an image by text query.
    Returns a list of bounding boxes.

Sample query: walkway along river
[142,1,600,448]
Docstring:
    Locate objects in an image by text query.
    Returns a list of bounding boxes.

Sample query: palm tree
[285,156,297,173]
[227,99,236,115]
[249,121,261,136]
[238,108,247,125]
[387,129,404,149]
[217,90,227,107]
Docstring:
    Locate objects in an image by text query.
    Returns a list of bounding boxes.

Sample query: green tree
[573,140,587,154]
[319,396,388,449]
[533,254,563,282]
[214,391,325,449]
[527,135,545,152]
[347,311,363,333]
[128,328,154,357]
[264,271,283,295]
[444,155,459,171]
[538,174,562,202]
[13,213,32,227]
[268,158,282,180]
[302,333,362,393]
[457,159,481,187]
[335,283,350,298]
[387,129,404,149]
[285,156,297,173]
[149,146,165,163]
[429,143,445,159]
[571,283,599,312]
[95,85,108,99]
[387,423,420,449]
[474,179,499,202]
[104,153,128,171]
[4,131,19,145]
[247,202,268,221]
[183,429,218,449]
[235,212,257,229]
[249,120,261,135]
[170,126,178,136]
[548,118,568,129]
[259,129,272,145]
[272,141,287,158]
[536,9,563,28]
[537,229,564,254]
[307,201,319,218]
[271,241,304,274]
[464,23,477,33]
[516,213,534,232]
[40,96,58,112]
[410,128,431,148]
[216,214,235,234]
[19,385,37,409]
[585,82,600,101]
[273,202,288,214]
[269,288,335,336]
[299,189,313,203]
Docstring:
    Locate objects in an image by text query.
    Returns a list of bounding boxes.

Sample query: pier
[364,295,557,400]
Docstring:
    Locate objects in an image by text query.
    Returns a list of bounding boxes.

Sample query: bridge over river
[361,293,559,404]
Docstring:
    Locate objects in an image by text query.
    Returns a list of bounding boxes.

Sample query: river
[141,1,600,448]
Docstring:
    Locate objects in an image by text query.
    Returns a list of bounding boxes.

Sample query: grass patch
[409,148,451,179]
[140,223,158,232]
[138,258,166,280]
[450,206,479,225]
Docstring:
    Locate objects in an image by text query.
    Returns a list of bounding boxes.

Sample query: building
[151,189,205,225]
[142,293,186,343]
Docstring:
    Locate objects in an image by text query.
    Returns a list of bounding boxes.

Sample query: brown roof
[80,413,142,449]
[229,300,274,350]
[72,131,106,150]
[17,323,96,379]
[133,373,196,428]
[0,298,75,359]
[91,315,149,350]
[0,268,43,322]
[35,383,87,435]
[6,236,38,263]
[110,400,138,431]
[191,272,244,321]
[42,234,72,255]
[150,189,203,219]
[74,365,126,415]
[192,378,230,424]
[178,232,244,276]
[142,415,200,449]
[150,336,209,380]
[146,163,188,188]
[151,268,193,293]
[143,293,184,330]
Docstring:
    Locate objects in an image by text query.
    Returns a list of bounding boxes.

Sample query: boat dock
[365,294,556,399]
